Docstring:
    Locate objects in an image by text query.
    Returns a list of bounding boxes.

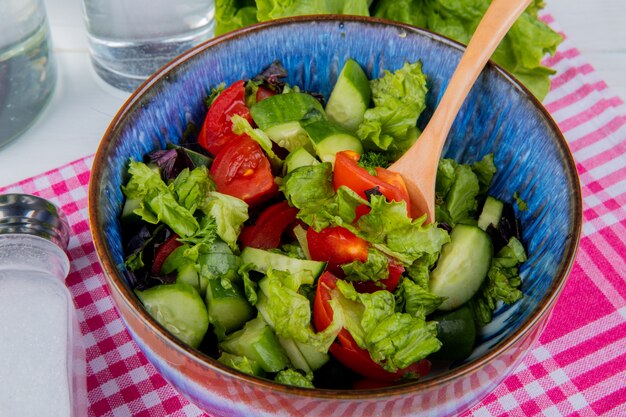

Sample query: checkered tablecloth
[1,15,625,417]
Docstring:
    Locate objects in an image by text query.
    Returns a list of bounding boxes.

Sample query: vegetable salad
[121,59,527,389]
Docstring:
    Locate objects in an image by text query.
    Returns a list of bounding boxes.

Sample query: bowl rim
[88,14,583,399]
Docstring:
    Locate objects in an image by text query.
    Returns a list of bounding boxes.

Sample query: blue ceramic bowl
[89,15,581,417]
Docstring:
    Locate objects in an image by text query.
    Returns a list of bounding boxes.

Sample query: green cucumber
[429,224,493,311]
[217,352,265,377]
[219,316,290,373]
[177,263,208,296]
[283,147,319,175]
[304,120,363,165]
[240,247,326,287]
[135,282,209,348]
[250,92,325,130]
[326,59,371,132]
[478,196,504,231]
[264,121,316,154]
[120,196,142,227]
[205,278,254,335]
[430,304,476,361]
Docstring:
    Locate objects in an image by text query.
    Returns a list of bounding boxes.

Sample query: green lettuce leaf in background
[215,0,561,99]
[373,0,561,99]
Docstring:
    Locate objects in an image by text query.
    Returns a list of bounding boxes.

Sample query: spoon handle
[423,0,533,158]
[389,0,532,221]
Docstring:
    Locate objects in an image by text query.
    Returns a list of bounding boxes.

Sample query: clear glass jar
[0,194,85,417]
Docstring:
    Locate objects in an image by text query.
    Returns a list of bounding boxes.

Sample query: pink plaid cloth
[1,15,625,416]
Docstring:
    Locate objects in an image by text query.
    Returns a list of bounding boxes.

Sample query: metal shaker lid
[0,194,70,251]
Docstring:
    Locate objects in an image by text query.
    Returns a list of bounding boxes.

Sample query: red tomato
[255,85,277,102]
[307,226,368,276]
[333,151,411,216]
[313,272,431,381]
[151,233,182,275]
[210,135,278,207]
[239,201,299,249]
[198,80,254,156]
[352,261,405,293]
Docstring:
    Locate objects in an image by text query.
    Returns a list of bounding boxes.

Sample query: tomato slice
[307,226,368,276]
[198,80,254,156]
[352,261,404,293]
[239,201,299,249]
[333,151,411,216]
[151,233,182,276]
[314,272,430,381]
[209,135,278,207]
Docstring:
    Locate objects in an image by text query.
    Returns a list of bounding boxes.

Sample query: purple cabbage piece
[147,148,195,181]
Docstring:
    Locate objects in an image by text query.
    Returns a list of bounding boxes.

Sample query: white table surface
[0,0,625,188]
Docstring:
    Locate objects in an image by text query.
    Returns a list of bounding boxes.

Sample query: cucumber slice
[205,278,254,335]
[135,282,209,348]
[240,247,325,287]
[283,147,319,175]
[478,196,504,231]
[177,263,208,296]
[429,224,493,311]
[430,304,476,361]
[326,59,371,132]
[250,92,325,130]
[264,121,316,154]
[120,196,142,227]
[217,352,265,377]
[304,120,363,165]
[219,316,290,373]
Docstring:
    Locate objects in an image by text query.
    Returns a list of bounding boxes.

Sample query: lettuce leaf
[470,236,526,326]
[333,280,441,372]
[356,61,428,159]
[274,368,315,388]
[202,191,249,252]
[355,195,449,265]
[373,0,562,99]
[215,0,258,36]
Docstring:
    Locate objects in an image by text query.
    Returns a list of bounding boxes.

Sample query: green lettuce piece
[122,161,200,237]
[395,278,444,319]
[172,166,215,212]
[355,195,449,265]
[470,236,526,326]
[373,0,562,99]
[257,269,341,352]
[281,163,366,230]
[342,247,390,283]
[177,215,219,260]
[405,252,440,289]
[274,369,315,388]
[218,352,264,377]
[333,280,441,372]
[356,61,428,159]
[238,263,259,305]
[435,158,480,226]
[471,153,496,198]
[202,191,249,251]
[215,0,258,36]
[197,240,241,287]
[256,0,369,21]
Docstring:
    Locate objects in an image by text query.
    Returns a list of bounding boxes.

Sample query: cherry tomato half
[239,201,299,249]
[333,151,411,216]
[307,226,368,276]
[198,80,254,156]
[210,135,278,207]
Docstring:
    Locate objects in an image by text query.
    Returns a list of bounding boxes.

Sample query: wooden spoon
[389,0,532,222]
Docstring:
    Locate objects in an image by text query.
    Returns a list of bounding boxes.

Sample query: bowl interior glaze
[90,14,581,406]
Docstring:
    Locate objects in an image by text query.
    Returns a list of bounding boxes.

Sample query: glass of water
[0,0,57,148]
[81,0,216,92]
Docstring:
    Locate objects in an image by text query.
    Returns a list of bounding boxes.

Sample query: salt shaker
[0,194,86,417]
